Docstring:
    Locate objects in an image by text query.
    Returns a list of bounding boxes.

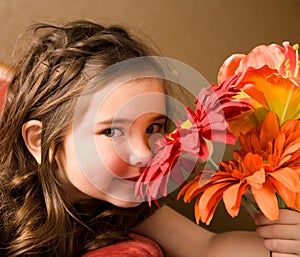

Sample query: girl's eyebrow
[151,114,167,122]
[96,114,167,125]
[96,118,132,125]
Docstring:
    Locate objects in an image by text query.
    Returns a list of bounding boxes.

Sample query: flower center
[283,43,300,79]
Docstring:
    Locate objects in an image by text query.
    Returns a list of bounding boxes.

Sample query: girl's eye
[101,128,124,138]
[146,123,164,134]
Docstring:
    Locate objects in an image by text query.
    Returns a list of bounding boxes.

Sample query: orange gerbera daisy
[178,112,300,225]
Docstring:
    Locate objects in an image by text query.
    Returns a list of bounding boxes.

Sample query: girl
[0,20,299,257]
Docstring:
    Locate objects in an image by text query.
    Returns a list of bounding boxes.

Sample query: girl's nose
[128,136,153,167]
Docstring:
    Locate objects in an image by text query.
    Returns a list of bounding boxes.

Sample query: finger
[271,252,298,257]
[257,224,300,240]
[255,210,300,225]
[264,239,300,255]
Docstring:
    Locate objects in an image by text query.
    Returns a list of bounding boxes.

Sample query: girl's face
[57,78,166,207]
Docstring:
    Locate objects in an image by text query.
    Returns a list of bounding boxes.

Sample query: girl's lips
[126,176,140,182]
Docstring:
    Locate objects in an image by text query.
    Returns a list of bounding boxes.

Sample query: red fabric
[0,63,14,111]
[0,80,8,110]
[82,233,163,257]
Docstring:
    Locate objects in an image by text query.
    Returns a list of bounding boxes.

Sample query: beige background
[0,0,299,232]
[1,0,299,84]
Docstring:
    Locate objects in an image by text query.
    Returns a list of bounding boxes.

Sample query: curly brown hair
[0,20,161,257]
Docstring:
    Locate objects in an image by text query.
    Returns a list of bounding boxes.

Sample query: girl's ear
[22,120,42,164]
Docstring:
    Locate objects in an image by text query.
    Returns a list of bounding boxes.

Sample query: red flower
[192,73,252,143]
[135,127,197,205]
[135,75,252,205]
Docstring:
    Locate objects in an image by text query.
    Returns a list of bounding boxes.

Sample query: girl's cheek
[96,140,131,177]
[101,152,130,177]
[98,146,128,177]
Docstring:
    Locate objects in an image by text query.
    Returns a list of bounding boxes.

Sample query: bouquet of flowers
[136,41,300,225]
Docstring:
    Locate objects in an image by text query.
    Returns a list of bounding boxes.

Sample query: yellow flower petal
[180,119,193,129]
[241,67,300,125]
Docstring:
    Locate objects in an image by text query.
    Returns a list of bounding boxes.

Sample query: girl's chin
[110,199,143,208]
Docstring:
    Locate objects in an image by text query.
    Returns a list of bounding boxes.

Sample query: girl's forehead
[106,78,165,98]
[90,78,166,122]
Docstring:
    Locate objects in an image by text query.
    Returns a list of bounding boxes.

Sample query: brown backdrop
[0,0,299,232]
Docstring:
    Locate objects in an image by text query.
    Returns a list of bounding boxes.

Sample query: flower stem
[207,158,219,171]
[277,193,287,209]
[242,193,260,219]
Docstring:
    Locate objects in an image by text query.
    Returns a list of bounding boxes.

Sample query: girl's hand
[255,209,300,256]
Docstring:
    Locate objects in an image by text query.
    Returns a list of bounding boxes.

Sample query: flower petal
[268,176,296,208]
[218,54,245,83]
[240,67,300,124]
[259,112,280,147]
[223,183,248,217]
[268,167,300,193]
[198,185,225,224]
[252,180,279,221]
